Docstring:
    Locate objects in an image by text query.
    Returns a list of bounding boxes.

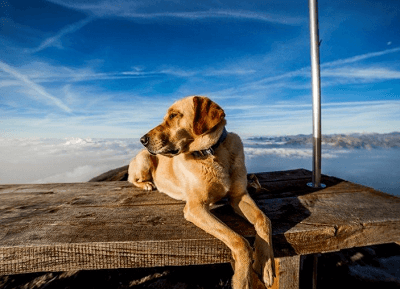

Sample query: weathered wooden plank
[269,256,300,289]
[0,183,335,247]
[0,181,183,207]
[1,169,399,275]
[0,240,231,274]
[258,187,400,256]
[0,191,323,248]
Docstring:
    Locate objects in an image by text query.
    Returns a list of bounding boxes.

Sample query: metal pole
[308,0,325,189]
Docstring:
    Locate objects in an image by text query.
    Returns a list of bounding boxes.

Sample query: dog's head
[140,96,226,157]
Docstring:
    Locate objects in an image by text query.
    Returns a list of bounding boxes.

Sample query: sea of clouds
[0,137,141,184]
[0,133,399,196]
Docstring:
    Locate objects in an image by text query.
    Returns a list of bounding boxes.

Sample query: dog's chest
[186,157,231,197]
[201,159,229,182]
[154,155,231,202]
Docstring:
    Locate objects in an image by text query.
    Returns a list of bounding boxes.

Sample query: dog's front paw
[133,181,155,191]
[253,236,275,287]
[253,259,274,288]
[260,258,275,287]
[142,181,155,191]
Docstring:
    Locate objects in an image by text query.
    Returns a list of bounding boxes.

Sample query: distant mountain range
[248,132,400,149]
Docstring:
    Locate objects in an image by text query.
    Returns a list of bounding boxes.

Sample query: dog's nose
[140,135,149,146]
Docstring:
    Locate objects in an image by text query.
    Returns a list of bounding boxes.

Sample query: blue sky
[1,0,399,138]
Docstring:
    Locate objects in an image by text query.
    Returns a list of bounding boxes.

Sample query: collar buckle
[191,127,227,158]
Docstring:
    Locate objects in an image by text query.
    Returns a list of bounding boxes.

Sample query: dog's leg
[184,201,253,289]
[128,149,156,191]
[229,191,275,287]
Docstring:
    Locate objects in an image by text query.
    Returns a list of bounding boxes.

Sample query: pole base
[307,182,326,189]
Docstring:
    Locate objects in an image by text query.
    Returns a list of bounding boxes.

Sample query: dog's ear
[193,96,225,135]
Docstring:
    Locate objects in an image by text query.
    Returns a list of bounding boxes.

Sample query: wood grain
[269,256,300,289]
[1,169,399,275]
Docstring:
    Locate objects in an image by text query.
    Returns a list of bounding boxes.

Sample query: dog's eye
[169,113,177,120]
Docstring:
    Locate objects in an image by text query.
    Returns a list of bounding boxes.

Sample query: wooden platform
[1,169,399,288]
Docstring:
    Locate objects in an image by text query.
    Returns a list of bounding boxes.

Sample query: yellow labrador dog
[128,96,275,288]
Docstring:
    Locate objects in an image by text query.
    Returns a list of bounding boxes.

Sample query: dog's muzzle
[140,134,180,156]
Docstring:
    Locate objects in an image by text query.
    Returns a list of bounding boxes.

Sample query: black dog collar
[191,127,228,158]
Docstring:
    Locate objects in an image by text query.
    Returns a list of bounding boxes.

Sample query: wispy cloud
[0,62,157,83]
[0,80,20,88]
[121,68,196,78]
[321,47,400,68]
[0,62,255,84]
[258,47,400,84]
[204,68,256,76]
[61,46,400,102]
[122,67,256,78]
[0,60,72,113]
[322,67,400,80]
[212,46,400,99]
[121,10,304,25]
[25,17,94,53]
[46,0,304,25]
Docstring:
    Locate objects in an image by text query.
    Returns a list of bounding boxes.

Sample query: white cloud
[204,69,256,76]
[322,67,400,80]
[244,147,343,159]
[0,137,143,184]
[0,80,20,88]
[33,165,109,183]
[0,60,72,113]
[122,67,256,78]
[120,10,304,25]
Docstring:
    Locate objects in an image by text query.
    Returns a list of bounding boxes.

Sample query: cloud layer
[1,132,399,185]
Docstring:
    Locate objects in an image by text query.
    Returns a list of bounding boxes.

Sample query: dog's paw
[262,258,275,287]
[134,181,155,191]
[253,258,275,288]
[142,181,155,191]
[253,237,275,287]
[251,269,268,289]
